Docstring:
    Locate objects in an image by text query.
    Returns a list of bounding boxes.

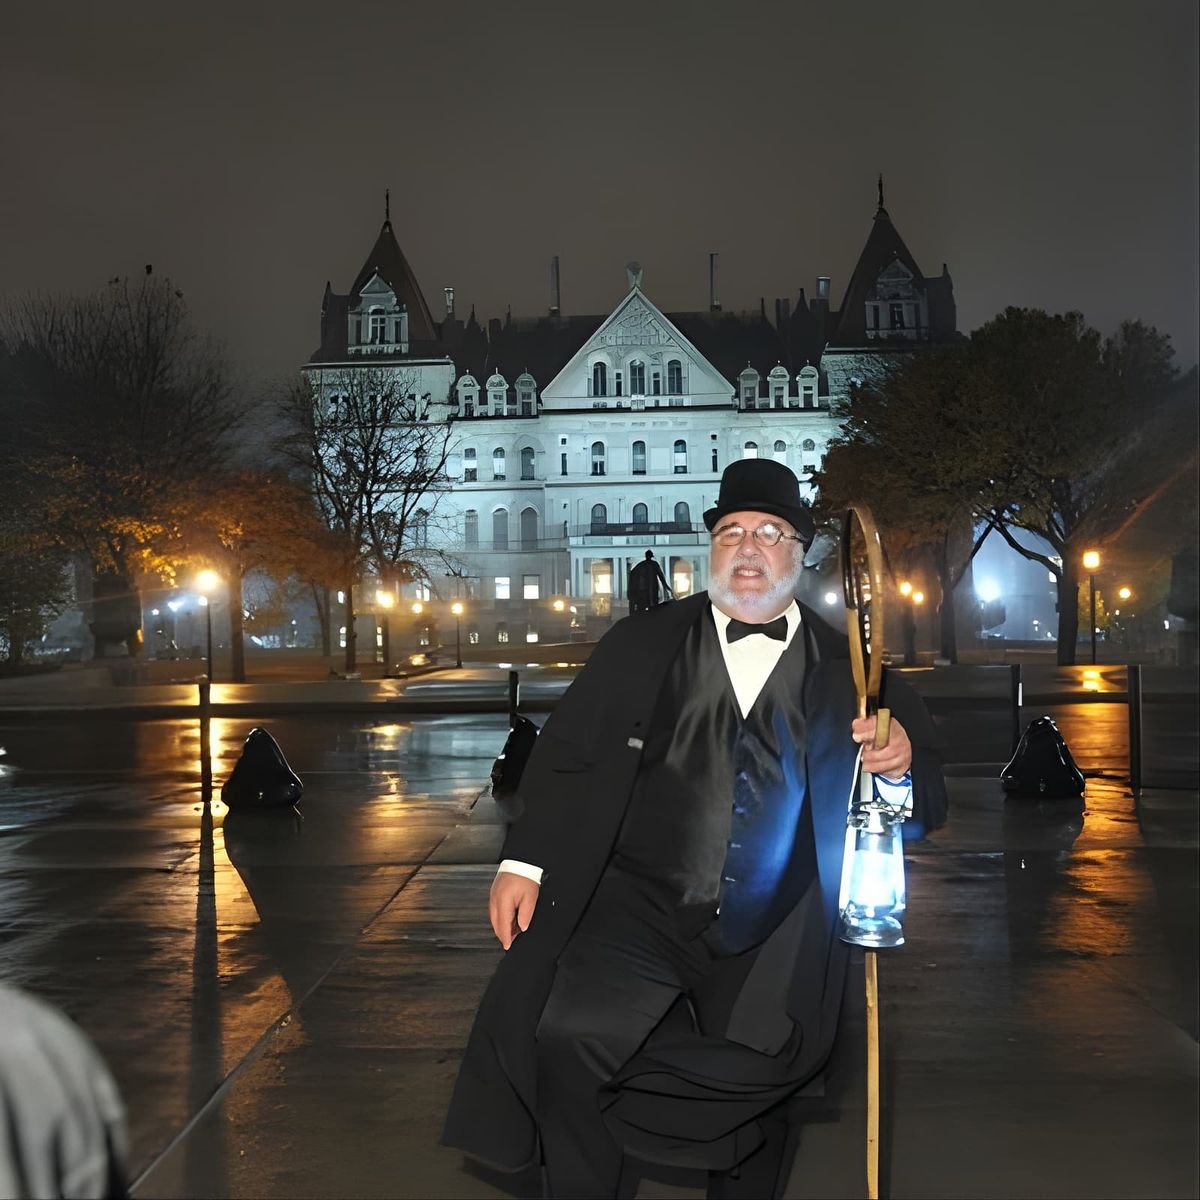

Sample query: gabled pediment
[541,286,734,404]
[357,271,398,301]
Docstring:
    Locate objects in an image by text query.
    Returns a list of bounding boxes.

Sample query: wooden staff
[841,505,890,1200]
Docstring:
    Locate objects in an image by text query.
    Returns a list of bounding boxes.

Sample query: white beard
[708,550,805,619]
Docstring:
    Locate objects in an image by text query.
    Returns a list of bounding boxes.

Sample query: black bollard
[221,727,304,810]
[1001,716,1085,798]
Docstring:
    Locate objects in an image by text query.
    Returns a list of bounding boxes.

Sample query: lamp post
[450,601,464,669]
[195,570,220,681]
[898,580,917,666]
[375,589,394,671]
[1082,550,1101,664]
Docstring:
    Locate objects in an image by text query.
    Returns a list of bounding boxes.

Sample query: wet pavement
[0,705,1195,1199]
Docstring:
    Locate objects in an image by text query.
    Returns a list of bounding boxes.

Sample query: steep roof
[828,203,927,346]
[348,219,438,344]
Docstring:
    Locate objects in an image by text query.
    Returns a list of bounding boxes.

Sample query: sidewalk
[0,708,1195,1198]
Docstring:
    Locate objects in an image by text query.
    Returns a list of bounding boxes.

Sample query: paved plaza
[0,684,1196,1198]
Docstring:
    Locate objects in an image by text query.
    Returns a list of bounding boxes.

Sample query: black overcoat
[443,593,943,1173]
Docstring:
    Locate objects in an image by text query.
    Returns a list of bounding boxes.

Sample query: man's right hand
[489,870,540,949]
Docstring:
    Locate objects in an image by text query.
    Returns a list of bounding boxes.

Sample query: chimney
[816,276,830,306]
[709,253,721,312]
[443,286,455,318]
[550,255,561,316]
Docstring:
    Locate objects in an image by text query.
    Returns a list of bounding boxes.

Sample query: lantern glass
[838,805,907,947]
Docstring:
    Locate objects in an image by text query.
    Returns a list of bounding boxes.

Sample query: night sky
[3,1,1197,384]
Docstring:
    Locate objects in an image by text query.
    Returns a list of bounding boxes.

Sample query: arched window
[462,447,477,482]
[667,359,683,393]
[673,439,688,474]
[774,439,787,463]
[632,440,647,475]
[464,509,479,548]
[591,441,606,477]
[629,361,646,394]
[674,501,691,529]
[492,447,506,480]
[368,307,386,344]
[592,362,608,397]
[802,438,816,452]
[492,508,509,550]
[520,446,535,480]
[520,506,538,549]
[590,503,608,533]
[632,502,649,526]
[743,441,758,459]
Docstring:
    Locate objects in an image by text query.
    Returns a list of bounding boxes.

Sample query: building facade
[303,188,960,651]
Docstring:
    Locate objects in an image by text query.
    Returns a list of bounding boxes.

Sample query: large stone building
[303,186,959,651]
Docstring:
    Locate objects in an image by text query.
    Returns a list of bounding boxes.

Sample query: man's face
[707,509,805,621]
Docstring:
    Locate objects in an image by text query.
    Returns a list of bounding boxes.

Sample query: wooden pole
[866,949,880,1200]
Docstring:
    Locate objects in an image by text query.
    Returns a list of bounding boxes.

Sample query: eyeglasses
[712,521,803,548]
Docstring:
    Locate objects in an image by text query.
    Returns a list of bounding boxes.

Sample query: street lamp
[450,601,464,669]
[195,570,220,681]
[1082,550,1101,664]
[375,589,394,670]
[898,581,922,666]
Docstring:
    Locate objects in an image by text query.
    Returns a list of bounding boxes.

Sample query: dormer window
[457,374,479,416]
[667,359,683,394]
[629,361,646,394]
[738,367,760,409]
[767,366,789,410]
[592,362,608,397]
[515,372,536,416]
[368,308,387,344]
[487,373,507,413]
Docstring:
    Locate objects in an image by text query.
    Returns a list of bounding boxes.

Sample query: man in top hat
[628,550,673,614]
[444,458,945,1198]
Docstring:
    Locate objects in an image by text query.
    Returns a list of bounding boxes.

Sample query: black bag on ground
[1001,715,1086,798]
[221,727,304,809]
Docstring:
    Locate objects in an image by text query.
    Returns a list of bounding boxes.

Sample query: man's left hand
[852,714,912,783]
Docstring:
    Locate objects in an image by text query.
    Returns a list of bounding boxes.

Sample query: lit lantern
[838,767,908,948]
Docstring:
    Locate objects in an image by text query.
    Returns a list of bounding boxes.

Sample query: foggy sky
[2,0,1197,384]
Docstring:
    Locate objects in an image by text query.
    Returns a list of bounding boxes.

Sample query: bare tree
[2,273,239,654]
[275,366,454,671]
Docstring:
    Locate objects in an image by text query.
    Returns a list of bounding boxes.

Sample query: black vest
[613,607,817,955]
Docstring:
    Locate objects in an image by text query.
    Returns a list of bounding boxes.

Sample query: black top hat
[703,458,815,543]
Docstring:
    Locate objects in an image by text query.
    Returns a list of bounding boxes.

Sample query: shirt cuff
[873,772,913,816]
[497,859,544,885]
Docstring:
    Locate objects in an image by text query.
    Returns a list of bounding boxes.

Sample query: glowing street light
[1118,586,1132,601]
[195,570,221,680]
[411,602,424,616]
[450,601,465,669]
[1082,550,1101,664]
[898,580,913,597]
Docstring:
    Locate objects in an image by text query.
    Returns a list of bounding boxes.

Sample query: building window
[591,560,613,595]
[632,440,646,475]
[521,392,533,416]
[592,362,608,397]
[711,448,718,471]
[673,439,688,474]
[743,441,758,459]
[629,361,646,393]
[590,503,607,533]
[523,574,540,600]
[591,441,606,476]
[526,625,539,643]
[771,439,787,465]
[669,397,684,407]
[497,622,509,643]
[495,576,511,600]
[560,452,568,476]
[667,359,683,393]
[889,303,905,328]
[368,307,387,344]
[868,305,880,330]
[468,627,480,645]
[463,447,477,482]
[632,502,648,526]
[772,387,784,406]
[464,509,479,548]
[520,506,538,549]
[674,501,691,529]
[492,509,509,550]
[743,387,756,405]
[652,373,661,396]
[615,371,623,397]
[521,447,535,480]
[493,448,506,480]
[802,438,817,453]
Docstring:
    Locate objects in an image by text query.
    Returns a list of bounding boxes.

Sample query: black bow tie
[725,616,788,644]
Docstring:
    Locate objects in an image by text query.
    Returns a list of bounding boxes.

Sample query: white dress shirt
[498,601,909,885]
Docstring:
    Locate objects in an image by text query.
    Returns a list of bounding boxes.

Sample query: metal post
[1090,573,1097,665]
[1010,663,1023,753]
[380,614,391,672]
[1127,663,1143,793]
[455,614,462,669]
[204,601,214,682]
[508,670,519,726]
